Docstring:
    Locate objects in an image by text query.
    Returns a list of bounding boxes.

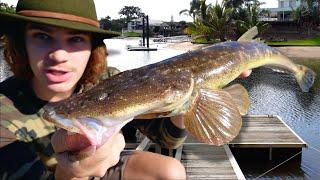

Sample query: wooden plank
[182,144,240,180]
[229,115,306,148]
[224,145,246,180]
[274,115,308,145]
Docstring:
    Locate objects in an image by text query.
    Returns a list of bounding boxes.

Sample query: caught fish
[42,27,316,147]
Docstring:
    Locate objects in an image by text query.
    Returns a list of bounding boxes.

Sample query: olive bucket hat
[0,0,120,39]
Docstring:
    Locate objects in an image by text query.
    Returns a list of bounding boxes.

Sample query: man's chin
[47,82,75,94]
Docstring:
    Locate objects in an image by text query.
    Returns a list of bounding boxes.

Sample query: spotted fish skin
[43,40,316,146]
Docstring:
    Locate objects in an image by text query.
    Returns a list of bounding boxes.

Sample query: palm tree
[292,0,319,35]
[183,19,212,41]
[224,0,245,9]
[234,0,269,38]
[202,2,233,41]
[179,0,203,21]
[181,0,212,41]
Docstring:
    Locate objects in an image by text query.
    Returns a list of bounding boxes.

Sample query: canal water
[234,67,320,179]
[1,39,319,179]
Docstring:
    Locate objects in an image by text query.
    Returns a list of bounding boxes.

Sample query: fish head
[42,95,131,147]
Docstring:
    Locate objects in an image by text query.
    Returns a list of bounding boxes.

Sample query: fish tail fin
[183,88,242,146]
[223,84,250,115]
[295,64,316,92]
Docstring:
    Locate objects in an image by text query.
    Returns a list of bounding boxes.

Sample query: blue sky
[2,0,278,22]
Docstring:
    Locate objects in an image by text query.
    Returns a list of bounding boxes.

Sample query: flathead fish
[43,28,316,147]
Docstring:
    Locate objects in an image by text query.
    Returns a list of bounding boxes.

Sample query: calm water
[234,67,320,179]
[105,38,185,71]
[1,39,319,179]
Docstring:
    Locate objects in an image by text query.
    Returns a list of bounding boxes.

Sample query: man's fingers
[239,69,252,78]
[68,146,96,162]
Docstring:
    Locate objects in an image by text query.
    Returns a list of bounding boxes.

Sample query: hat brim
[0,12,120,39]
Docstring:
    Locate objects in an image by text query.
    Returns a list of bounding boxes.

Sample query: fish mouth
[43,105,82,133]
[43,105,106,146]
[42,105,131,146]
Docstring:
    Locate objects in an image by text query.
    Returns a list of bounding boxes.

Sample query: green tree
[0,3,16,38]
[184,19,211,41]
[224,0,245,9]
[119,6,145,24]
[0,2,15,13]
[179,0,203,21]
[99,16,112,30]
[202,2,233,41]
[292,0,320,35]
[234,0,269,38]
[99,16,126,32]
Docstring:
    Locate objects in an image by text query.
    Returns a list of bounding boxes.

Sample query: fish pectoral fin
[223,84,250,115]
[184,88,242,146]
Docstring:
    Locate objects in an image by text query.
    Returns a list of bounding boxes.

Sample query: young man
[0,0,186,179]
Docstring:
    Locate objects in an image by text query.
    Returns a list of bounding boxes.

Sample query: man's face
[25,24,92,98]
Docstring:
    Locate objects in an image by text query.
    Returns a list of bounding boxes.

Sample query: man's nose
[48,48,68,63]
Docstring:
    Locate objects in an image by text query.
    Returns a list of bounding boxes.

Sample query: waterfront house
[265,0,318,21]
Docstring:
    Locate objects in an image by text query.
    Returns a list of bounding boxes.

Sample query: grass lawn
[267,35,320,46]
[124,32,141,37]
[191,37,219,44]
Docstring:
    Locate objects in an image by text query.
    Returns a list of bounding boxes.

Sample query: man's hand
[51,129,125,179]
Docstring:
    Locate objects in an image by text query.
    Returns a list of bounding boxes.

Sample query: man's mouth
[44,69,72,83]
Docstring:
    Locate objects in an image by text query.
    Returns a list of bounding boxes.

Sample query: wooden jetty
[230,115,306,161]
[230,115,307,148]
[180,144,245,179]
[127,45,157,51]
[126,137,245,180]
[125,115,307,179]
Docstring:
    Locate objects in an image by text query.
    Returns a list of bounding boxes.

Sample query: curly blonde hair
[3,23,107,87]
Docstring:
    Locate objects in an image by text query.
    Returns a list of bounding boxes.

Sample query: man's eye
[34,33,50,41]
[70,36,85,43]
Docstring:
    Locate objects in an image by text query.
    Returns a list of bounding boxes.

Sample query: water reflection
[235,67,320,179]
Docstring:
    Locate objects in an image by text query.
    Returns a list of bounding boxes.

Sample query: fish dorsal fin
[237,26,258,42]
[184,88,242,146]
[223,84,250,115]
